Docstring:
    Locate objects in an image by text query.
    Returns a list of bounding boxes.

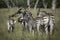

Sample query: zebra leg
[50,24,54,35]
[8,26,12,32]
[45,24,48,35]
[25,22,28,30]
[7,24,13,32]
[7,22,10,32]
[12,26,14,32]
[37,23,40,32]
[49,18,54,35]
[29,24,32,33]
[29,27,32,33]
[9,25,13,32]
[8,25,11,32]
[22,22,26,31]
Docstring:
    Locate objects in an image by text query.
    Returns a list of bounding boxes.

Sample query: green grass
[0,8,60,40]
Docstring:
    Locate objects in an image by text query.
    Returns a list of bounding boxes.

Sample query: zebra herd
[7,9,55,35]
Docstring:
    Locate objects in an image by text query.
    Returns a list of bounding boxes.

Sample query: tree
[52,0,56,10]
[10,0,15,7]
[42,0,48,9]
[27,0,30,10]
[3,0,11,8]
[34,0,39,9]
[0,0,60,8]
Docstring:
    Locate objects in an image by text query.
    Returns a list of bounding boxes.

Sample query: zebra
[7,16,16,32]
[36,11,47,32]
[36,17,44,32]
[25,12,36,32]
[48,13,55,35]
[36,11,55,35]
[7,8,22,32]
[18,10,36,32]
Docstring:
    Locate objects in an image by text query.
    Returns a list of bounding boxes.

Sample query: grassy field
[0,8,60,40]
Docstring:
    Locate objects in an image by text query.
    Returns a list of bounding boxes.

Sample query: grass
[0,8,60,40]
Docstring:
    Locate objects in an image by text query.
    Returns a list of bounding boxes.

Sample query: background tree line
[0,0,60,8]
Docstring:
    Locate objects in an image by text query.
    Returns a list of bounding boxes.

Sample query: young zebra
[7,17,16,32]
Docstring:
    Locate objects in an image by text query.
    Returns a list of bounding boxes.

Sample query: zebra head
[37,11,48,17]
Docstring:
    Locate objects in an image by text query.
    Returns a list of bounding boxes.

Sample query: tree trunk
[43,3,47,9]
[3,0,11,8]
[52,0,56,11]
[27,0,30,10]
[10,0,15,7]
[42,0,48,9]
[34,0,39,9]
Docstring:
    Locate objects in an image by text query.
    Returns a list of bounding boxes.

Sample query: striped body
[7,19,16,32]
[36,11,55,35]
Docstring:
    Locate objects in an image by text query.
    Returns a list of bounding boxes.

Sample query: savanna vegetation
[0,0,60,40]
[0,8,60,40]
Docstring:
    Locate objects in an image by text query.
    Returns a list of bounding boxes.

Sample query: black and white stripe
[36,11,55,35]
[7,17,16,32]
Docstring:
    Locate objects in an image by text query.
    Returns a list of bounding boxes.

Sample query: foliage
[0,0,60,8]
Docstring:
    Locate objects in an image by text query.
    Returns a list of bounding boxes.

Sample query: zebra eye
[44,18,47,19]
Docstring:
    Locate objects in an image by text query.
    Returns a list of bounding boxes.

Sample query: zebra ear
[28,12,32,16]
[31,13,32,15]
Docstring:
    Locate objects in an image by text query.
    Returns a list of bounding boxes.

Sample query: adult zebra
[18,10,36,32]
[36,11,55,35]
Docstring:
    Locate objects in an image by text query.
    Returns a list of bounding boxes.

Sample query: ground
[0,8,60,40]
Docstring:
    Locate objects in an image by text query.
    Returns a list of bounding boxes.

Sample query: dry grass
[0,8,60,40]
